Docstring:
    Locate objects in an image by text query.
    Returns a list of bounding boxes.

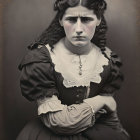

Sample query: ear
[59,19,63,26]
[96,19,101,26]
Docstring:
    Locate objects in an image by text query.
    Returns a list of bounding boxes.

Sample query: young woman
[17,0,130,139]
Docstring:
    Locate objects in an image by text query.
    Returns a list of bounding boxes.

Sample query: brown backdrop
[0,0,140,140]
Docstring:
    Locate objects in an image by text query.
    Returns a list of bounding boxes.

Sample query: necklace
[79,55,82,75]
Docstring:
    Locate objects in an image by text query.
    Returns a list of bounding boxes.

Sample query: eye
[81,17,94,23]
[65,17,77,23]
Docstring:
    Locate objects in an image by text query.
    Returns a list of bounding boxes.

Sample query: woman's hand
[84,95,117,113]
[101,96,117,112]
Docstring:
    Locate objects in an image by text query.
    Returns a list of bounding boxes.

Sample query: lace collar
[46,40,109,88]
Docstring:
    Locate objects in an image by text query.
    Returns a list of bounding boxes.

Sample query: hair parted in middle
[30,0,108,52]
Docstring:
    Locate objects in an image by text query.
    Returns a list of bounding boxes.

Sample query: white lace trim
[37,95,64,115]
[46,40,110,88]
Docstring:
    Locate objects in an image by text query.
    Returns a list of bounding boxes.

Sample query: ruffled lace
[46,40,110,88]
[37,95,64,115]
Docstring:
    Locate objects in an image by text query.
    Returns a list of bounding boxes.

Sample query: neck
[64,38,92,55]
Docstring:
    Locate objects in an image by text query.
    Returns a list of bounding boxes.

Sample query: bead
[76,94,80,98]
[79,71,82,75]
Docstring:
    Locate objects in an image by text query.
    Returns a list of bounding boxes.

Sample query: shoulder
[18,44,53,70]
[103,47,123,81]
[19,44,58,101]
[104,46,122,67]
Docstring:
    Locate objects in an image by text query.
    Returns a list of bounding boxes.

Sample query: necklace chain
[79,55,82,75]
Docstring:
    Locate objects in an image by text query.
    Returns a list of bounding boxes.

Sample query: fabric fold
[37,95,64,115]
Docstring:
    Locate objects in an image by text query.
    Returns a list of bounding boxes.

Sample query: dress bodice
[19,43,123,105]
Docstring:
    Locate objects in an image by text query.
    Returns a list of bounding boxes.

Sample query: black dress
[17,44,130,140]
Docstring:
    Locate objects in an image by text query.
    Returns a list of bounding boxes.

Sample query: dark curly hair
[29,0,108,53]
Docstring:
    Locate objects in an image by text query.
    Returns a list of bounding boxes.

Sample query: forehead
[64,5,95,17]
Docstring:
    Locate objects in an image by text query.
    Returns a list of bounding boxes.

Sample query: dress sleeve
[19,47,59,101]
[100,50,124,96]
[37,95,95,135]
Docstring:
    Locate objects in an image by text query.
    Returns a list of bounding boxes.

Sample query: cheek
[63,23,73,35]
[86,24,97,37]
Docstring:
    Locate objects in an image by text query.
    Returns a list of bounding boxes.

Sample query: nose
[75,18,83,35]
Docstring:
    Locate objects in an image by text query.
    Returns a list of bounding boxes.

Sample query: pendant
[79,55,82,75]
[79,71,82,75]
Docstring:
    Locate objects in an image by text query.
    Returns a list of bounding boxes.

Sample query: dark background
[0,0,140,140]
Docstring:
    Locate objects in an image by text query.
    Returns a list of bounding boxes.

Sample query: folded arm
[37,95,116,135]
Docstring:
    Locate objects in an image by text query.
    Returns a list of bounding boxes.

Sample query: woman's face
[60,5,101,47]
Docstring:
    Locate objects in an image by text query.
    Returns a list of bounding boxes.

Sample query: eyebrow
[65,16,94,19]
[64,15,95,18]
[64,16,94,22]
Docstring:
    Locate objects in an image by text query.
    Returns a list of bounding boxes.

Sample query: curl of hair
[92,15,107,50]
[88,0,107,19]
[33,13,65,50]
[54,0,68,11]
[54,0,80,11]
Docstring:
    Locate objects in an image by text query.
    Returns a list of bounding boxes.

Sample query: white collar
[46,40,110,87]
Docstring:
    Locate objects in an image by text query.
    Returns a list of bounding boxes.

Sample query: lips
[73,36,85,38]
[73,36,86,40]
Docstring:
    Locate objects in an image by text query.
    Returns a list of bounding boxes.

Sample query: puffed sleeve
[18,46,59,101]
[100,50,124,95]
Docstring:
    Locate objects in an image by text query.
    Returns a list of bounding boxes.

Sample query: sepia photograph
[0,0,140,140]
